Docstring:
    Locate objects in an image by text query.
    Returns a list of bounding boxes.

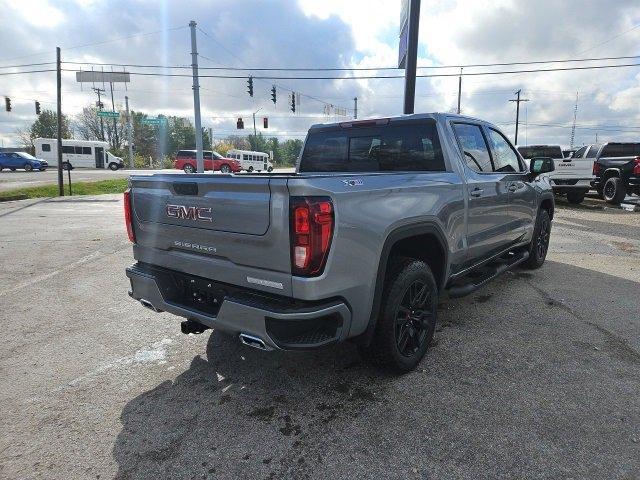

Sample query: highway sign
[97,111,120,118]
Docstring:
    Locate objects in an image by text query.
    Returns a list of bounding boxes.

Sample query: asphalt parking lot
[0,194,638,479]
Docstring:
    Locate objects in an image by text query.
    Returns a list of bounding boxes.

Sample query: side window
[42,144,51,152]
[586,146,599,158]
[573,146,587,158]
[452,123,493,173]
[62,146,75,154]
[486,128,523,172]
[75,146,83,154]
[83,147,92,155]
[243,154,249,160]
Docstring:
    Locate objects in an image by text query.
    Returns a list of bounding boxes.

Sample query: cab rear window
[299,121,445,172]
[517,146,563,159]
[600,143,640,157]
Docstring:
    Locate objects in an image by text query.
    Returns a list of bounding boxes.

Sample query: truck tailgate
[129,174,292,294]
[552,157,593,179]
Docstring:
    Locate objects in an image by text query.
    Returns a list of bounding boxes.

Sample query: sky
[0,0,639,148]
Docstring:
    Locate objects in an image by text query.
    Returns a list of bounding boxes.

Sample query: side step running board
[447,251,529,298]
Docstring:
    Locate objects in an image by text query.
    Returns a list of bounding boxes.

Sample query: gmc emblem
[166,204,213,222]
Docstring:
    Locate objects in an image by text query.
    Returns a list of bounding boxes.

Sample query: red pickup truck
[174,150,242,173]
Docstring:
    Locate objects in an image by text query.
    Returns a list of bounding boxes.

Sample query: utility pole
[570,92,578,149]
[189,20,204,173]
[209,127,213,149]
[457,68,463,114]
[92,87,105,141]
[509,89,529,145]
[108,82,119,148]
[403,0,421,114]
[125,96,133,168]
[354,97,358,119]
[56,47,64,197]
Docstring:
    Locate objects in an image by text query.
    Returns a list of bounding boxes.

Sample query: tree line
[16,106,303,167]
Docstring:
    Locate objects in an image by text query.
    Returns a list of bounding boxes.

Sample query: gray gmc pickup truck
[125,113,555,372]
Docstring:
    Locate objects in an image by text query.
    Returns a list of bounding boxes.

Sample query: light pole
[252,107,262,147]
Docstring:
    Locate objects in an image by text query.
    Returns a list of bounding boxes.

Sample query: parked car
[174,150,242,173]
[125,113,555,373]
[590,142,640,204]
[0,152,48,171]
[517,144,593,204]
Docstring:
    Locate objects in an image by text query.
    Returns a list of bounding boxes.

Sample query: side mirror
[529,157,555,175]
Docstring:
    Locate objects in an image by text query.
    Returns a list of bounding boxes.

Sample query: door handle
[470,188,484,197]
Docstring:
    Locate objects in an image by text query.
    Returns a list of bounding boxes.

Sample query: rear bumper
[126,262,352,350]
[550,178,592,191]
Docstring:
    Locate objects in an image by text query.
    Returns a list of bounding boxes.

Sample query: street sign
[97,111,120,118]
[141,117,167,126]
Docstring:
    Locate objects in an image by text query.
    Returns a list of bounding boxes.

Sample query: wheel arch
[359,222,449,346]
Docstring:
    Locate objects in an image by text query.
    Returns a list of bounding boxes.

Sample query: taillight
[290,197,334,276]
[124,188,136,243]
[592,162,601,176]
[633,157,640,175]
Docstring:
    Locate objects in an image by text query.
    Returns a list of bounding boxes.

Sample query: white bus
[227,149,273,172]
[34,138,124,170]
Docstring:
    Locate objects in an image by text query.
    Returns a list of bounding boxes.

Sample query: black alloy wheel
[395,280,435,358]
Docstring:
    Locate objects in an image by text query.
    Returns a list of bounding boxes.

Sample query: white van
[227,149,273,172]
[34,138,124,170]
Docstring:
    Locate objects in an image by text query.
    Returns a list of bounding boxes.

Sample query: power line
[0,62,56,69]
[59,61,640,80]
[0,26,188,63]
[576,23,640,56]
[0,69,56,76]
[61,53,640,72]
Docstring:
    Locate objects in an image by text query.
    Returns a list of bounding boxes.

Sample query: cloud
[1,0,640,148]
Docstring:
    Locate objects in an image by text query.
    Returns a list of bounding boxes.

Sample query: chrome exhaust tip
[139,298,161,312]
[239,333,269,351]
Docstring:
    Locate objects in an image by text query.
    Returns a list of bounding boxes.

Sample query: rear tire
[523,209,551,269]
[62,162,72,171]
[603,177,626,205]
[183,164,195,174]
[247,166,254,172]
[360,259,437,373]
[566,191,586,204]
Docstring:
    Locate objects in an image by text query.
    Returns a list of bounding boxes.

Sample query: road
[0,195,638,479]
[0,168,296,192]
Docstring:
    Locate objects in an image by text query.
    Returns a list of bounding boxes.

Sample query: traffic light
[263,117,268,129]
[237,117,244,129]
[4,97,11,112]
[290,92,295,113]
[35,101,41,115]
[247,76,254,97]
[270,85,277,104]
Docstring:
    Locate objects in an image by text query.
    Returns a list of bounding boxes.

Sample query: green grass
[0,178,129,200]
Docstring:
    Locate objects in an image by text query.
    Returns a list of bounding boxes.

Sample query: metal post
[56,47,64,197]
[457,68,462,114]
[125,95,133,168]
[189,20,204,173]
[93,87,105,141]
[403,0,421,114]
[209,127,213,149]
[109,82,118,148]
[354,97,358,119]
[509,89,529,145]
[253,112,257,137]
